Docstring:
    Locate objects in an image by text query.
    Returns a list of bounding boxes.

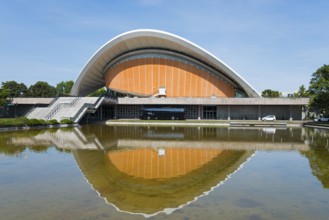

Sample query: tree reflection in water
[301,128,329,188]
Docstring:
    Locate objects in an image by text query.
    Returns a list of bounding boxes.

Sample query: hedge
[60,119,73,124]
[0,117,72,127]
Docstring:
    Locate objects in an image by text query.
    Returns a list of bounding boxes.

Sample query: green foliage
[37,119,47,125]
[1,81,28,97]
[47,119,59,125]
[26,118,48,126]
[301,131,329,188]
[28,81,56,97]
[87,87,107,97]
[60,118,73,124]
[0,89,10,105]
[309,64,329,115]
[0,117,28,127]
[261,89,281,97]
[26,118,42,126]
[55,80,74,96]
[293,85,309,97]
[0,117,62,127]
[0,81,26,105]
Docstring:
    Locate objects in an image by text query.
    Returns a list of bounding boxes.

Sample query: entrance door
[203,106,216,119]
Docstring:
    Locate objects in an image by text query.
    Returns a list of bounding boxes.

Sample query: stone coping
[106,119,304,128]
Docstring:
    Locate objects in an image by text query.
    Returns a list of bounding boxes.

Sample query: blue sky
[1,0,328,93]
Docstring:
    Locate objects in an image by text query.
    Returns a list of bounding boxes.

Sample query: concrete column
[198,105,202,120]
[289,105,292,121]
[216,106,220,120]
[114,105,118,119]
[228,105,231,120]
[258,105,261,121]
[99,105,103,120]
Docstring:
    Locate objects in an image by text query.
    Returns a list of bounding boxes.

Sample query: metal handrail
[70,103,94,122]
[45,97,81,120]
[45,103,62,120]
[24,104,38,117]
[71,96,104,123]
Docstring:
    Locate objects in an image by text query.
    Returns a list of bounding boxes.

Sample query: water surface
[0,125,328,220]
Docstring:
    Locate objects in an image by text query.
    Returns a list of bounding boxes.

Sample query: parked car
[314,117,329,122]
[262,115,276,121]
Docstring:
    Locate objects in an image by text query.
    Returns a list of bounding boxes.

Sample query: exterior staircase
[26,96,106,123]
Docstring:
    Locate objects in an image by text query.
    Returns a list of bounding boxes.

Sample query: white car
[314,117,329,122]
[262,115,276,121]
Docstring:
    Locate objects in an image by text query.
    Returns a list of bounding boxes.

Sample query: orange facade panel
[153,58,159,94]
[166,59,173,97]
[105,58,236,97]
[159,59,165,88]
[108,148,223,179]
[132,59,138,93]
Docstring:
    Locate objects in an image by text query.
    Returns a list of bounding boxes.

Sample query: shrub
[60,118,73,124]
[37,119,47,125]
[27,118,41,126]
[47,119,59,125]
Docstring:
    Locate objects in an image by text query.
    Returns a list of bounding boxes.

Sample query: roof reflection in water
[74,147,253,217]
[108,148,223,179]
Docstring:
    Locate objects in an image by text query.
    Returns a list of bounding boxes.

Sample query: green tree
[301,130,329,188]
[55,80,74,96]
[261,89,281,97]
[0,89,10,105]
[1,81,28,97]
[309,64,329,115]
[293,85,309,97]
[28,81,56,97]
[87,87,107,97]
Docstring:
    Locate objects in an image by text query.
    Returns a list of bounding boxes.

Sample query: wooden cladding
[105,58,235,97]
[108,148,223,179]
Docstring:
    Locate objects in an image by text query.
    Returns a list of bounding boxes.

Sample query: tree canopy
[261,89,281,97]
[0,89,10,105]
[55,80,74,96]
[309,64,329,115]
[293,85,309,98]
[87,87,107,97]
[1,81,28,97]
[0,81,28,105]
[27,81,56,97]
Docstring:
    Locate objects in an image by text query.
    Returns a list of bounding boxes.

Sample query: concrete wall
[261,105,290,120]
[230,105,259,120]
[291,106,303,120]
[216,105,228,120]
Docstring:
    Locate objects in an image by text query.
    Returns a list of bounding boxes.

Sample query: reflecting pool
[0,125,329,220]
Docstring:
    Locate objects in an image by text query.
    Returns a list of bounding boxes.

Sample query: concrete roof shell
[70,29,260,97]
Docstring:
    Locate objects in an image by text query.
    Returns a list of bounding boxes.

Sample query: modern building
[70,29,260,98]
[22,29,308,122]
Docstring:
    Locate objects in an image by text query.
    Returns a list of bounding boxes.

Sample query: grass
[0,117,73,128]
[0,117,29,127]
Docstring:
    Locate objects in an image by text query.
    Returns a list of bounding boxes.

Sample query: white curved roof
[70,29,260,97]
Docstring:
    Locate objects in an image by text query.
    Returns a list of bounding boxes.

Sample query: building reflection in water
[3,125,328,217]
[75,147,253,217]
